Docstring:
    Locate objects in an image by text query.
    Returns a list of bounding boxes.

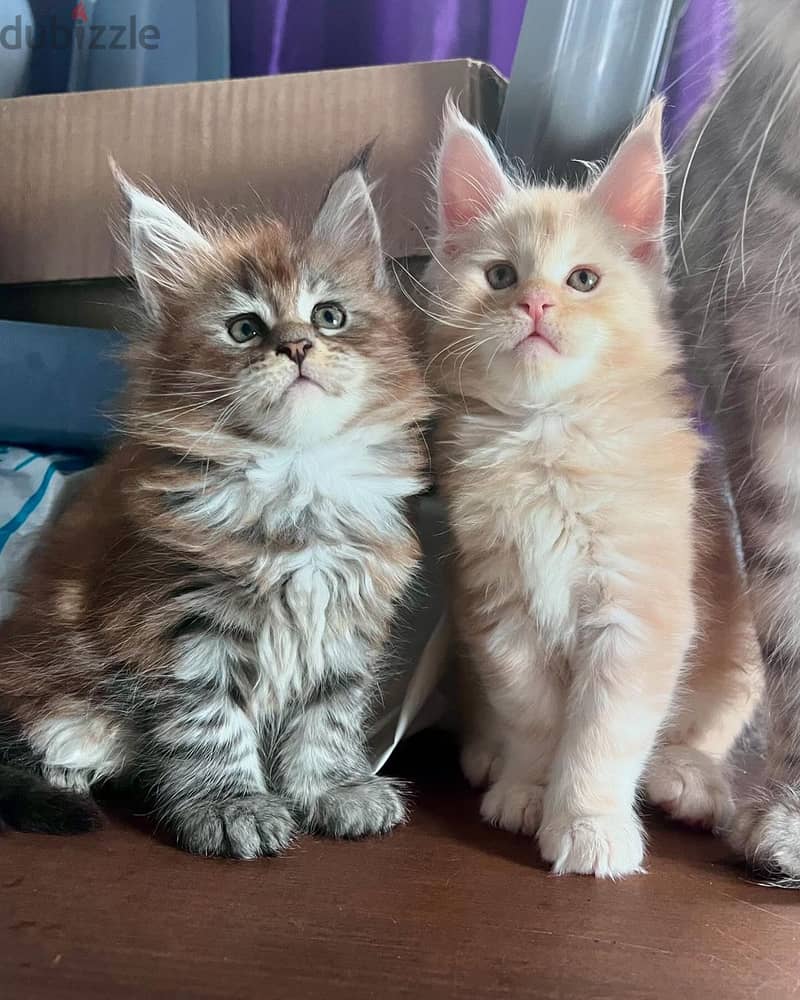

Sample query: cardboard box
[0,59,504,289]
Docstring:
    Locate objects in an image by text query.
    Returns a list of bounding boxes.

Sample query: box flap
[0,60,505,286]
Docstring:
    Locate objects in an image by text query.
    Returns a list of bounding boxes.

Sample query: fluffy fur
[0,160,433,856]
[426,99,761,878]
[673,0,800,882]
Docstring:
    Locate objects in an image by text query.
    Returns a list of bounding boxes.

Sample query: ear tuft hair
[589,97,667,267]
[434,93,511,237]
[110,158,212,319]
[312,155,385,283]
[345,139,377,176]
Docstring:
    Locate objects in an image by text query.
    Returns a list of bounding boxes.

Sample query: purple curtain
[230,0,733,149]
[662,0,733,149]
[230,0,526,79]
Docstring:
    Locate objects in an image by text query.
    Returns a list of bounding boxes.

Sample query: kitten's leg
[136,650,295,858]
[647,610,761,830]
[457,651,505,789]
[0,704,106,833]
[480,722,560,837]
[25,702,126,795]
[539,596,694,878]
[725,419,800,881]
[648,473,763,830]
[468,621,564,836]
[278,677,406,839]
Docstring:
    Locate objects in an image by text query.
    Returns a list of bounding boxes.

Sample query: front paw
[174,794,297,859]
[305,777,407,839]
[730,785,800,883]
[481,781,545,835]
[646,744,733,831]
[538,810,645,878]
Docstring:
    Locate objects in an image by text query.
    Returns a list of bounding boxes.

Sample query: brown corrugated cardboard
[0,59,504,288]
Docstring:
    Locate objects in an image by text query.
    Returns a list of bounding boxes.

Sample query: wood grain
[2,733,798,1000]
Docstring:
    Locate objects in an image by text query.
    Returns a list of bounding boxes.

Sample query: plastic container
[499,0,688,178]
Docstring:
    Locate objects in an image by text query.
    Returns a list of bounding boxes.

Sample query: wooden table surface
[3,733,799,1000]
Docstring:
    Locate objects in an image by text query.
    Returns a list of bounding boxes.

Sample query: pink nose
[518,293,554,322]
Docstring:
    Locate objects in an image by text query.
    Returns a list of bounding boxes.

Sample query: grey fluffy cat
[675,0,800,880]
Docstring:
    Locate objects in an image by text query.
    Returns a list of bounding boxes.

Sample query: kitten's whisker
[739,60,800,286]
[425,334,481,375]
[410,224,473,295]
[143,390,240,421]
[678,28,770,272]
[454,336,496,410]
[487,335,506,373]
[388,257,486,322]
[395,281,483,331]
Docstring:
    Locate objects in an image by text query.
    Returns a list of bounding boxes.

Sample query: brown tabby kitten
[0,159,433,857]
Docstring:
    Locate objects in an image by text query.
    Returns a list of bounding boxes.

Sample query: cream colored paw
[730,786,800,883]
[461,741,503,789]
[646,744,734,831]
[480,781,545,835]
[538,812,645,878]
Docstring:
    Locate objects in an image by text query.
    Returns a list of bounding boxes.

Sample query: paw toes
[309,777,407,839]
[480,782,545,835]
[730,787,800,883]
[647,745,733,831]
[176,795,296,859]
[538,813,645,879]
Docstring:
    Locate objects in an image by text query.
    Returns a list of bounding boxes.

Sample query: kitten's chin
[287,374,326,396]
[515,331,559,357]
[268,384,365,446]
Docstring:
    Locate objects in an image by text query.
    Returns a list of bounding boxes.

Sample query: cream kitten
[425,100,762,878]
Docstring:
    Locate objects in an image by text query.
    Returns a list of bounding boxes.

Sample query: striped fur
[673,0,800,881]
[0,162,432,857]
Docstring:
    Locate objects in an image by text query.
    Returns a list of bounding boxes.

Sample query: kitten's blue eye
[485,262,518,290]
[567,267,600,292]
[311,302,347,332]
[227,314,267,344]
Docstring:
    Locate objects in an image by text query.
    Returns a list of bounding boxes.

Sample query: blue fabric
[12,454,39,473]
[0,454,90,557]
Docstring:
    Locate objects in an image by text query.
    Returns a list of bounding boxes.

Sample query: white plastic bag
[0,447,90,619]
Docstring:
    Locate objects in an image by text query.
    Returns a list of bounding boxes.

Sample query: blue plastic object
[68,0,230,92]
[0,320,125,451]
[0,1,34,97]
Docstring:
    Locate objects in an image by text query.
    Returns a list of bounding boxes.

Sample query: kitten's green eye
[485,262,518,290]
[311,302,347,332]
[566,267,600,292]
[227,314,267,344]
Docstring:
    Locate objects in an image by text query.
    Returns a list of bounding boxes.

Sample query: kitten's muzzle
[274,329,314,369]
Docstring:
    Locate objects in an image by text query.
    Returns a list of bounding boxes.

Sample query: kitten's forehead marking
[225,289,274,325]
[298,281,330,323]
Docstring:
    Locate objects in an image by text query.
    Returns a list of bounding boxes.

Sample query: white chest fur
[447,408,661,643]
[189,426,421,711]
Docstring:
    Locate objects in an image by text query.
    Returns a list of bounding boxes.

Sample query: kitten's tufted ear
[589,98,667,267]
[111,158,212,320]
[312,153,385,284]
[435,96,511,237]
